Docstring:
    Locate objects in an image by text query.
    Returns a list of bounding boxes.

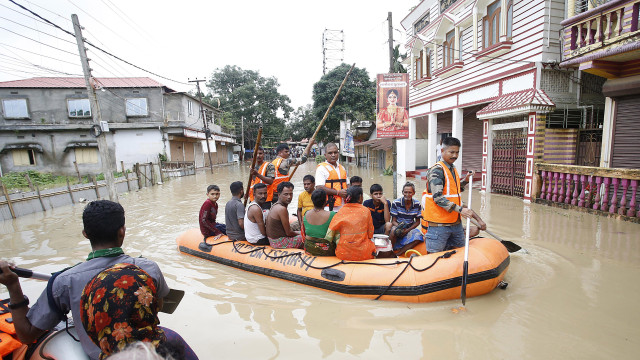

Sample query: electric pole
[189,79,214,174]
[240,117,245,161]
[72,14,118,202]
[388,11,398,198]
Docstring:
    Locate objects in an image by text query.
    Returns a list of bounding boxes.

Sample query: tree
[392,44,408,73]
[311,64,375,142]
[206,65,292,149]
[285,104,316,141]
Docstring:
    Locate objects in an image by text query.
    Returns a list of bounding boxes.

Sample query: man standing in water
[423,137,486,253]
[249,147,275,209]
[271,144,307,204]
[315,143,348,211]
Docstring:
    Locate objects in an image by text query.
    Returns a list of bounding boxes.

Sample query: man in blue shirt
[390,182,424,255]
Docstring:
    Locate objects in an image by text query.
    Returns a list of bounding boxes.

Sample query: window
[415,50,424,79]
[68,99,91,118]
[507,0,513,39]
[443,30,455,67]
[484,0,501,48]
[2,99,29,119]
[125,98,148,116]
[188,101,194,115]
[12,149,35,166]
[459,29,464,60]
[75,148,98,164]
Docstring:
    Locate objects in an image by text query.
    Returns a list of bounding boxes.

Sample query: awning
[476,89,555,119]
[0,143,44,153]
[63,141,98,152]
[355,138,392,150]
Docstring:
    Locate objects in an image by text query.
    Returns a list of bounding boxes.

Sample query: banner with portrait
[376,73,409,139]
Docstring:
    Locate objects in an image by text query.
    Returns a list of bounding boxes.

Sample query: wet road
[1,162,639,359]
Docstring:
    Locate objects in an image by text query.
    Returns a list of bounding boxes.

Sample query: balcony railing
[561,0,640,63]
[536,163,640,223]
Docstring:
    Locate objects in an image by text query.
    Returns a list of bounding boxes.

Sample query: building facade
[0,77,235,176]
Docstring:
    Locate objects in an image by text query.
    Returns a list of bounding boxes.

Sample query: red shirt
[199,199,221,236]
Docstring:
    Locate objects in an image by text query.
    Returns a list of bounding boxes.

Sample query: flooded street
[1,162,639,359]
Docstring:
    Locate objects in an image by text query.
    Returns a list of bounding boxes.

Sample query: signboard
[342,129,355,157]
[376,73,409,139]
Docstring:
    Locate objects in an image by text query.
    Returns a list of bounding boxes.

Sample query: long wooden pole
[289,63,356,180]
[244,127,263,206]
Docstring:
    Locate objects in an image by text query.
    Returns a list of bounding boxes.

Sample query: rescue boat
[176,228,510,303]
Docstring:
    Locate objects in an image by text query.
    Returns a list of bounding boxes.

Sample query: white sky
[0,0,419,109]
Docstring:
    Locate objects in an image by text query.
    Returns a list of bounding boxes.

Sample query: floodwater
[1,162,639,359]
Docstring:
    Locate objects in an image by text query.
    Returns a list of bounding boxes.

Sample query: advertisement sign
[342,129,355,157]
[376,73,409,139]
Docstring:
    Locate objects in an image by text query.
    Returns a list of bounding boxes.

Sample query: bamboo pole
[2,183,16,219]
[244,127,263,206]
[73,161,81,181]
[121,161,130,191]
[92,175,100,199]
[66,177,75,204]
[24,173,35,191]
[157,156,164,183]
[149,162,155,186]
[35,183,46,211]
[289,63,355,180]
[135,163,143,189]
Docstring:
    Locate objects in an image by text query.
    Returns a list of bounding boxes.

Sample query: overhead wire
[0,42,80,65]
[0,25,78,55]
[0,15,77,45]
[65,0,138,49]
[100,0,154,42]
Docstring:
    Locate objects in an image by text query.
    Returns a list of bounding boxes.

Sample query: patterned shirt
[426,162,468,213]
[390,197,421,224]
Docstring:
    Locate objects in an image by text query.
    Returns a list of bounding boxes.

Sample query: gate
[492,129,527,197]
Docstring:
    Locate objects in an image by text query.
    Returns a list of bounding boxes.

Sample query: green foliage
[284,104,316,141]
[158,153,168,162]
[312,64,375,142]
[382,166,394,176]
[315,155,326,163]
[392,44,408,73]
[207,65,292,149]
[0,170,126,191]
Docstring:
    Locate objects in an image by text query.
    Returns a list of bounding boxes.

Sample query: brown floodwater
[1,162,639,359]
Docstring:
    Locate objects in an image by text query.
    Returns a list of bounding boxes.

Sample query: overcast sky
[0,0,419,109]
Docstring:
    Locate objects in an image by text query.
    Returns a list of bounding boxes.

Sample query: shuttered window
[75,148,98,164]
[611,96,640,168]
[12,149,35,166]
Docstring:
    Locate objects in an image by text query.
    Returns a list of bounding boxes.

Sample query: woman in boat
[325,186,376,261]
[303,188,337,256]
[80,263,198,360]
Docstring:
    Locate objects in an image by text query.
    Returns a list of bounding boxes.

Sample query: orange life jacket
[420,189,429,234]
[318,161,348,207]
[0,301,24,357]
[270,157,288,200]
[422,161,462,224]
[249,161,274,202]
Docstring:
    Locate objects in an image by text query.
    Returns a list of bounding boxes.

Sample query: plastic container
[372,234,393,252]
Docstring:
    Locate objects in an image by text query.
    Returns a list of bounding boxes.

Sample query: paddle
[461,177,473,306]
[10,267,184,314]
[468,218,523,253]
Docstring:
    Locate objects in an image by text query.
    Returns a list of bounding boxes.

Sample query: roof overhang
[63,141,98,152]
[0,143,44,153]
[476,89,556,119]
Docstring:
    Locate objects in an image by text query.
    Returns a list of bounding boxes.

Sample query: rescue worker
[249,147,275,208]
[315,143,348,211]
[271,144,307,204]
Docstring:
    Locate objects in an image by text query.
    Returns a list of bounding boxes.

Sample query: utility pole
[240,117,245,161]
[388,11,398,198]
[189,79,214,174]
[72,14,118,202]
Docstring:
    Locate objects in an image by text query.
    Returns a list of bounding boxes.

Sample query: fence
[536,163,640,223]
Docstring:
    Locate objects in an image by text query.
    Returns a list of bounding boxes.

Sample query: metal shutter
[611,96,640,169]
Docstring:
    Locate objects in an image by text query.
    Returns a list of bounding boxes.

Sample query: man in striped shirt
[389,182,424,255]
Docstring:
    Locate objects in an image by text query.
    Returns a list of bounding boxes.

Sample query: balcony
[560,0,640,78]
[433,61,464,79]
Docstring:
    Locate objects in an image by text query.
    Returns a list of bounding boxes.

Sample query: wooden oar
[244,127,263,206]
[461,177,473,306]
[469,218,523,253]
[288,63,356,180]
[11,267,184,314]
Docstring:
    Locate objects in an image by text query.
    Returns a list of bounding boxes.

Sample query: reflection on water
[1,162,639,359]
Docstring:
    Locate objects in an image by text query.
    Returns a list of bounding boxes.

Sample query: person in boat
[0,200,171,360]
[265,181,304,249]
[423,136,487,253]
[249,147,275,209]
[325,186,376,261]
[245,183,271,246]
[225,181,245,241]
[295,175,315,233]
[271,144,308,204]
[389,182,424,255]
[303,188,337,256]
[363,183,392,236]
[315,143,348,211]
[199,184,226,239]
[349,176,363,188]
[80,263,198,359]
[105,342,169,360]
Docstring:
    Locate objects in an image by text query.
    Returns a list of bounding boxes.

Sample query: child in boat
[199,185,226,239]
[390,182,424,255]
[325,186,376,261]
[303,188,337,256]
[363,184,392,236]
[293,175,315,232]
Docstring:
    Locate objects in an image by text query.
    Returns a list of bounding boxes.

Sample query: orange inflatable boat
[176,228,509,303]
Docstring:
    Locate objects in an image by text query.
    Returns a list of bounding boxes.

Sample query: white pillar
[454,26,460,61]
[452,108,464,170]
[600,97,615,168]
[473,9,478,51]
[397,117,417,198]
[428,113,438,166]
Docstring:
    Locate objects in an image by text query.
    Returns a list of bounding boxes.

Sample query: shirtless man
[265,182,303,249]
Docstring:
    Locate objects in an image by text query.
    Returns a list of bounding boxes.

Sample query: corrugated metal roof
[476,89,555,119]
[0,77,166,89]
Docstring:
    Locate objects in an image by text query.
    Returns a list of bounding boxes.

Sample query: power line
[100,0,154,42]
[0,42,79,65]
[0,25,77,55]
[66,0,139,49]
[0,15,77,44]
[22,0,73,23]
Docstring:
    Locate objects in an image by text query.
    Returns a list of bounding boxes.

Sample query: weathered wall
[114,129,165,169]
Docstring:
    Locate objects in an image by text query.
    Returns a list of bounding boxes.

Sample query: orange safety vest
[270,157,288,200]
[420,189,429,234]
[318,161,348,207]
[249,162,274,202]
[1,301,24,357]
[422,161,462,225]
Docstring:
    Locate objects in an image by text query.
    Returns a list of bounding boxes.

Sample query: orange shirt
[325,203,375,261]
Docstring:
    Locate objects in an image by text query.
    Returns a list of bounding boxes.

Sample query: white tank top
[244,202,269,243]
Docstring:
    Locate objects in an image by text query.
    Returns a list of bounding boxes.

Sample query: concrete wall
[114,129,165,169]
